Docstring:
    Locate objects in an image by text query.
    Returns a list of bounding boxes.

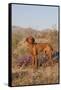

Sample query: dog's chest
[27,44,36,55]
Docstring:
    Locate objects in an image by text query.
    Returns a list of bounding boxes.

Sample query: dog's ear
[26,37,28,42]
[32,37,35,43]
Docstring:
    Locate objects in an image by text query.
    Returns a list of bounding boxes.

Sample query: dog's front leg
[32,55,38,70]
[32,55,35,69]
[34,55,38,69]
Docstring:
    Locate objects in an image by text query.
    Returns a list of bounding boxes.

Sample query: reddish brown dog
[26,36,53,69]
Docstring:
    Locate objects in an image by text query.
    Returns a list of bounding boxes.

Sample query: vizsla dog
[26,36,53,69]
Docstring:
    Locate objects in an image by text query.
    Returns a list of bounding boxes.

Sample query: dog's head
[26,36,35,44]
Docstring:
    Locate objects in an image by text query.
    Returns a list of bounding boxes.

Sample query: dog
[26,36,53,69]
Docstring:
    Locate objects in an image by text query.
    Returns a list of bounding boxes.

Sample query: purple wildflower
[17,55,32,67]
